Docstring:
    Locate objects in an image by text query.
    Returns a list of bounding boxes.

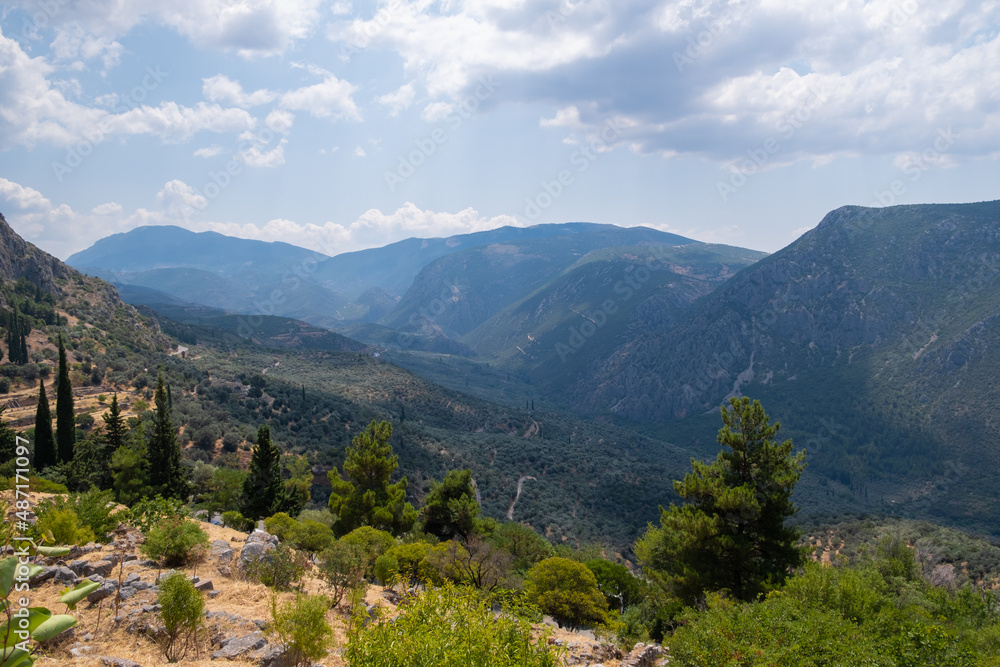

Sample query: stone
[98,657,142,667]
[142,604,162,613]
[52,566,79,584]
[208,590,222,598]
[29,567,55,585]
[239,530,278,570]
[70,646,96,657]
[68,559,89,575]
[87,580,119,604]
[252,643,297,667]
[211,539,234,561]
[117,586,137,601]
[124,572,141,585]
[620,643,666,667]
[84,560,115,578]
[210,512,224,525]
[211,631,268,659]
[194,579,214,591]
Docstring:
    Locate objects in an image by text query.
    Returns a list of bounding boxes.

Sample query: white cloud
[194,145,225,158]
[241,138,287,167]
[421,101,454,122]
[280,75,361,120]
[375,82,415,116]
[265,109,295,134]
[353,146,366,157]
[203,74,277,107]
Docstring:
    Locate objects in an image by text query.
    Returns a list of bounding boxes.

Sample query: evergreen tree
[148,372,186,499]
[55,336,75,462]
[327,420,416,537]
[240,424,284,521]
[0,407,16,465]
[419,469,480,541]
[4,306,29,365]
[636,397,806,604]
[33,379,56,470]
[112,421,151,505]
[102,394,127,451]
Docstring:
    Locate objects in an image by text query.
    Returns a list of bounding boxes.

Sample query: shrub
[298,509,336,528]
[525,558,610,631]
[375,542,433,585]
[288,520,336,554]
[141,517,210,566]
[270,593,335,667]
[341,526,396,579]
[320,541,367,608]
[128,496,186,534]
[222,510,254,532]
[158,571,205,662]
[36,506,95,546]
[346,583,560,667]
[246,542,306,590]
[34,489,117,545]
[264,512,298,540]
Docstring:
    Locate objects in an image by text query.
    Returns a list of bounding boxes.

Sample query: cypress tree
[34,379,56,470]
[240,424,283,521]
[149,372,186,499]
[102,394,127,451]
[56,337,75,462]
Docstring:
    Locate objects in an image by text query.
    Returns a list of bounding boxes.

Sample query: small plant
[141,517,209,567]
[222,510,254,532]
[157,572,205,662]
[128,496,186,533]
[246,542,306,591]
[319,541,367,608]
[35,506,96,546]
[269,593,335,667]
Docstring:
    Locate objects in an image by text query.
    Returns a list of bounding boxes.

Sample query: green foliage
[157,571,205,663]
[340,526,396,580]
[246,543,306,591]
[328,420,416,537]
[419,469,480,541]
[33,489,117,545]
[264,512,298,541]
[35,506,95,546]
[33,379,55,471]
[585,559,645,614]
[111,427,150,506]
[55,337,74,463]
[149,371,187,499]
[637,397,806,604]
[425,538,510,591]
[374,542,433,585]
[288,520,335,554]
[204,467,247,514]
[269,593,335,667]
[221,510,254,532]
[127,495,186,533]
[102,394,127,451]
[1,556,79,667]
[140,517,209,566]
[489,522,555,575]
[241,424,283,521]
[525,557,610,631]
[318,541,367,607]
[346,583,560,667]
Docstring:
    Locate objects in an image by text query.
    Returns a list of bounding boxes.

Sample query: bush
[346,583,559,667]
[341,526,396,579]
[298,509,336,528]
[264,512,298,541]
[34,489,117,545]
[246,542,306,590]
[375,542,433,585]
[288,520,336,554]
[270,593,335,667]
[320,541,367,608]
[141,517,210,566]
[525,558,610,631]
[158,571,205,662]
[36,506,95,546]
[222,510,254,532]
[128,496,186,534]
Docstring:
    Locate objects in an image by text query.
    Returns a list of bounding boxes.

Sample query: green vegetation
[1,557,79,667]
[157,571,205,663]
[419,468,480,541]
[345,583,560,667]
[55,337,74,463]
[149,371,187,499]
[140,516,210,566]
[33,380,54,471]
[242,424,284,521]
[245,542,307,591]
[525,557,610,631]
[269,593,335,667]
[328,420,416,537]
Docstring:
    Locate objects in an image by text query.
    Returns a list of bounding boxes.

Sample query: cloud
[241,138,287,167]
[376,82,415,116]
[194,145,225,158]
[203,74,277,107]
[280,75,361,121]
[421,101,454,122]
[353,146,366,157]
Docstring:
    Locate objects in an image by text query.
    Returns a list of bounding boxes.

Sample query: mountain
[567,201,1000,534]
[0,212,78,299]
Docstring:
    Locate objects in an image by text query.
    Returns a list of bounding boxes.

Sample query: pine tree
[102,394,127,451]
[149,372,186,499]
[33,379,56,470]
[636,397,806,604]
[56,336,75,462]
[327,420,416,537]
[240,424,284,521]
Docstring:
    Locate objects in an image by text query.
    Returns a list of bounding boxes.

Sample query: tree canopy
[241,423,284,521]
[636,396,806,604]
[419,468,480,541]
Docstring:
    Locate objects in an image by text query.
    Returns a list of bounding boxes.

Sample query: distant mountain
[0,212,78,298]
[569,201,1000,534]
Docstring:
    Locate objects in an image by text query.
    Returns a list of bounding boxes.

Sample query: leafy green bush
[222,510,254,532]
[264,512,298,541]
[346,583,559,667]
[128,495,186,533]
[36,506,95,546]
[288,520,336,554]
[157,571,205,663]
[270,593,335,667]
[34,489,118,545]
[141,517,210,566]
[341,526,396,579]
[246,542,306,590]
[525,557,609,631]
[319,541,367,608]
[375,542,433,585]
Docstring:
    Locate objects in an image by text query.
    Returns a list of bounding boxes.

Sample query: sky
[0,0,997,261]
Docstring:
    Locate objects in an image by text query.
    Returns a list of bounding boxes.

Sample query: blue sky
[0,0,998,260]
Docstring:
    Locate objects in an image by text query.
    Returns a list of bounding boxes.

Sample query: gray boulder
[620,643,666,667]
[84,560,115,578]
[239,530,278,570]
[87,580,119,604]
[212,631,268,659]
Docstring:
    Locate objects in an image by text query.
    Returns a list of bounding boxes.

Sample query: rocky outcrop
[0,211,78,299]
[239,530,278,570]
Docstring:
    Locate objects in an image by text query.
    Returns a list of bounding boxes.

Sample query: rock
[70,646,95,657]
[620,643,666,667]
[68,559,89,575]
[117,586,137,601]
[194,579,214,592]
[211,539,234,561]
[98,657,142,667]
[84,560,115,578]
[239,530,278,570]
[208,590,222,598]
[29,567,55,585]
[193,510,209,520]
[124,572,141,585]
[211,631,268,659]
[210,512,224,525]
[52,566,79,584]
[122,553,138,563]
[87,580,119,604]
[141,604,162,613]
[252,643,297,667]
